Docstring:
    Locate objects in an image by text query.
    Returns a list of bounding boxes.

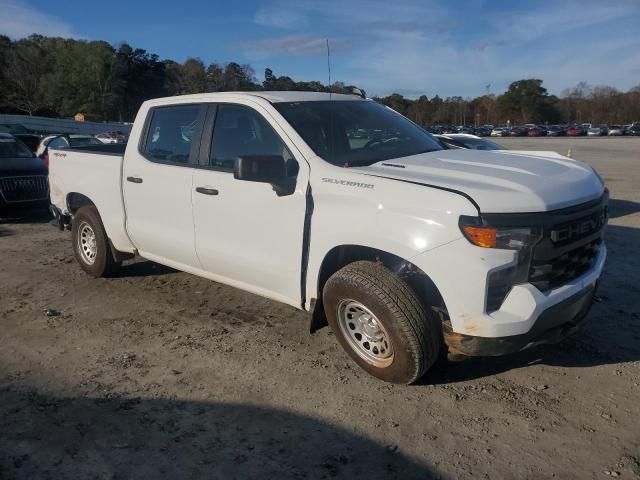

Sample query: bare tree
[5,39,49,115]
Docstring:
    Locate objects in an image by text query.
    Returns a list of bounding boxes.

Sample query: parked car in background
[491,127,510,137]
[474,127,492,137]
[435,134,505,150]
[13,133,41,153]
[36,134,61,157]
[588,126,608,136]
[0,133,49,217]
[96,131,127,144]
[628,124,640,136]
[566,125,585,136]
[608,125,626,136]
[508,127,527,137]
[456,125,475,135]
[546,125,566,136]
[40,135,103,167]
[526,127,546,137]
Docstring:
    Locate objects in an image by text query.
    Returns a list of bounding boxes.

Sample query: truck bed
[48,146,135,253]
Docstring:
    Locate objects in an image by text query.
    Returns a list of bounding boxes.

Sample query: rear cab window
[141,104,205,165]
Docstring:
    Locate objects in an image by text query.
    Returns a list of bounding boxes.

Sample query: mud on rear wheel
[323,261,441,384]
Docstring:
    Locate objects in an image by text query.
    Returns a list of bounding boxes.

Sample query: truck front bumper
[443,284,596,356]
[411,236,606,357]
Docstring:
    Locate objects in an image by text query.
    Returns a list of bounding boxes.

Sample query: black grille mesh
[0,176,48,202]
[529,238,601,291]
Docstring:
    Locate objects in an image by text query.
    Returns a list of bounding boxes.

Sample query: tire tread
[325,261,440,383]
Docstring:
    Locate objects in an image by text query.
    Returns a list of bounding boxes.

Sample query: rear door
[191,102,309,306]
[123,103,205,269]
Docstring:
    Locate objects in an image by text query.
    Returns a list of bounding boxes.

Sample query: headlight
[459,216,541,250]
[459,216,543,311]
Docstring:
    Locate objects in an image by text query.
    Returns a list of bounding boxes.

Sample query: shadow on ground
[118,260,177,278]
[608,198,640,219]
[0,386,436,480]
[0,209,52,225]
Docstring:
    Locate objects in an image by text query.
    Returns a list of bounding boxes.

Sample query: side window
[142,104,202,164]
[210,104,296,174]
[48,137,69,149]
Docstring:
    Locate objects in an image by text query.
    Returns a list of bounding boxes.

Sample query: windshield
[0,136,34,159]
[274,100,442,167]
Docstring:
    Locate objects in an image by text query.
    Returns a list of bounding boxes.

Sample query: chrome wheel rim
[337,299,394,367]
[77,221,97,265]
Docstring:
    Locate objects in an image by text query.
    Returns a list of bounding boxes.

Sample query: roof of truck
[252,91,366,103]
[151,91,367,104]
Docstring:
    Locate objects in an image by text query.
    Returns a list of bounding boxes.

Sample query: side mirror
[234,155,287,183]
[233,155,296,196]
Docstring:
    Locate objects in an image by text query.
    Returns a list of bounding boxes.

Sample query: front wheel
[71,206,121,277]
[323,261,441,384]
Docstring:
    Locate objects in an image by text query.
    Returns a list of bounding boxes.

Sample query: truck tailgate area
[48,148,134,252]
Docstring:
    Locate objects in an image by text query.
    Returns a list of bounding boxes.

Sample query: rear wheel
[323,261,441,384]
[71,206,121,277]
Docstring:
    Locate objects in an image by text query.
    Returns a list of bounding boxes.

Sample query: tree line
[1,35,639,126]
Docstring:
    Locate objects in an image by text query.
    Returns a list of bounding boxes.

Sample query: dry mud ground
[1,137,639,479]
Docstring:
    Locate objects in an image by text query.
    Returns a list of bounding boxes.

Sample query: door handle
[195,186,219,196]
[127,176,143,184]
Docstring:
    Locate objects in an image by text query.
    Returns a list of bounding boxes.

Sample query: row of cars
[0,130,128,217]
[427,123,640,137]
[36,131,127,166]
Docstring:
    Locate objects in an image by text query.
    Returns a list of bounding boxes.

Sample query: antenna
[326,38,332,99]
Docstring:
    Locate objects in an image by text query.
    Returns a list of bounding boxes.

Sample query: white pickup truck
[49,91,608,384]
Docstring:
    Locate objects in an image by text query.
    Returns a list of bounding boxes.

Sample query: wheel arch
[310,244,449,333]
[66,192,96,214]
[66,192,134,262]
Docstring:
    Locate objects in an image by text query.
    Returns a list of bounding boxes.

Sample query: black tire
[323,261,441,384]
[71,206,121,277]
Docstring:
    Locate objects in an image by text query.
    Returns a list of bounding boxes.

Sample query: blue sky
[1,0,639,98]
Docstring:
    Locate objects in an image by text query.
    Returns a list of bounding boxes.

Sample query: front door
[192,102,309,306]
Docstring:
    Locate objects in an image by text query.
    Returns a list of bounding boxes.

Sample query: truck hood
[353,149,604,213]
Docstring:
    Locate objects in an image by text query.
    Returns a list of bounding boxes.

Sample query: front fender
[305,168,478,308]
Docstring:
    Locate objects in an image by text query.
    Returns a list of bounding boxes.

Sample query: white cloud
[238,35,351,58]
[254,7,307,29]
[0,0,78,39]
[249,0,640,97]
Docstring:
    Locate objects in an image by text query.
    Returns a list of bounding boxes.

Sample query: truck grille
[529,203,606,292]
[0,175,49,203]
[529,238,602,291]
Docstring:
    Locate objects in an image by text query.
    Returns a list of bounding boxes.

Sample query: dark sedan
[566,125,585,136]
[546,125,566,136]
[526,127,546,137]
[0,133,49,217]
[627,124,640,136]
[508,126,527,137]
[435,134,505,150]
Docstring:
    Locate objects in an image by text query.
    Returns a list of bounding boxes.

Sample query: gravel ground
[1,137,639,479]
